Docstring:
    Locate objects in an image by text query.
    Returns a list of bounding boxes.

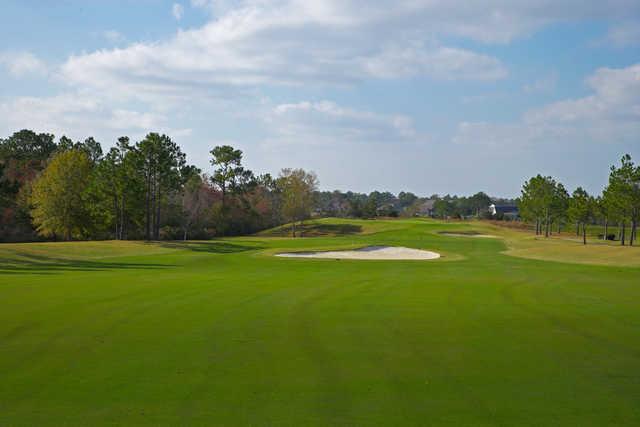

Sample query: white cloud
[102,30,126,44]
[451,65,640,194]
[57,0,640,102]
[454,63,640,147]
[3,1,638,197]
[604,21,640,46]
[188,1,639,42]
[0,51,47,77]
[362,44,507,81]
[263,100,423,146]
[190,0,231,14]
[522,73,557,93]
[190,0,212,8]
[53,0,640,104]
[58,4,514,101]
[172,3,185,21]
[524,64,640,123]
[0,92,191,141]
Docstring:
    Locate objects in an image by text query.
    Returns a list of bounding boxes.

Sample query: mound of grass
[260,221,363,237]
[1,218,639,425]
[257,217,407,237]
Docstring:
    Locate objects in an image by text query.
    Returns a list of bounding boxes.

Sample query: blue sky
[1,1,639,197]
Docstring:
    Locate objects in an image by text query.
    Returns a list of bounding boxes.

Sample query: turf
[1,218,640,426]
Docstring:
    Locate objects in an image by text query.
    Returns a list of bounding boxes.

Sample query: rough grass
[1,218,639,426]
[485,222,640,267]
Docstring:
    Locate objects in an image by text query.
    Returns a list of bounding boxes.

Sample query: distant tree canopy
[1,128,509,243]
[4,128,632,244]
[518,154,640,245]
[0,130,290,242]
[313,190,502,220]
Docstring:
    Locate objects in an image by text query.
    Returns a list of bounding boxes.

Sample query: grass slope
[1,218,639,426]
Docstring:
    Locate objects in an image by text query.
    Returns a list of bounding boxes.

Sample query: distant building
[415,199,436,217]
[489,204,519,220]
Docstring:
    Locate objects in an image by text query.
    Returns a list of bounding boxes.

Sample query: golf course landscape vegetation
[4,2,640,425]
[1,218,640,425]
[2,128,640,425]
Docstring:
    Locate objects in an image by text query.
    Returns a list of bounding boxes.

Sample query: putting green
[1,218,639,426]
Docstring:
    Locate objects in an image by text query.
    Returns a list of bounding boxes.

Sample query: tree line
[315,190,509,220]
[9,129,632,245]
[314,190,418,218]
[518,154,640,245]
[0,130,318,241]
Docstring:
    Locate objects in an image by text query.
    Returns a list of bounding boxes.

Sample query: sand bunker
[276,246,440,260]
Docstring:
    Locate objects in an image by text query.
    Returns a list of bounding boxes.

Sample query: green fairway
[1,218,640,426]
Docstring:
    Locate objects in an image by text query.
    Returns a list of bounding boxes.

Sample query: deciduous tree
[278,168,318,237]
[0,130,57,240]
[30,150,93,240]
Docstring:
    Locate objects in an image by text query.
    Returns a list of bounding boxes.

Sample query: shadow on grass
[0,241,265,276]
[0,252,176,276]
[156,241,265,253]
[438,230,484,236]
[264,223,363,237]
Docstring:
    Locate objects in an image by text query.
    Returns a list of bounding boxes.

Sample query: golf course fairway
[1,218,639,426]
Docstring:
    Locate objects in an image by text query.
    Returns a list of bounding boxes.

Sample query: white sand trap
[276,246,440,260]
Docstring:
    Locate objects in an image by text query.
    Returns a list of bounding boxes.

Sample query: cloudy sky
[2,0,639,197]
